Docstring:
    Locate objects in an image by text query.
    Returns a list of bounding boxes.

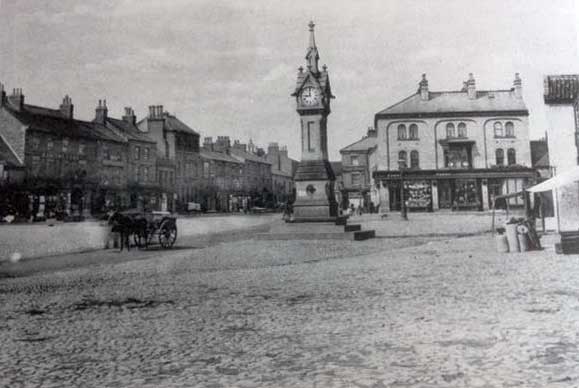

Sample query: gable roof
[340,135,377,153]
[8,105,125,143]
[0,133,23,167]
[543,74,579,104]
[376,90,528,119]
[105,117,156,143]
[200,150,242,164]
[163,113,199,136]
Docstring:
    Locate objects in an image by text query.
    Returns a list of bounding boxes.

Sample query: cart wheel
[159,222,177,248]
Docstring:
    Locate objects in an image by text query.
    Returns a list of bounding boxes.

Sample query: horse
[108,211,148,251]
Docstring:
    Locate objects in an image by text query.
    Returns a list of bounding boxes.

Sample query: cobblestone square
[1,216,578,387]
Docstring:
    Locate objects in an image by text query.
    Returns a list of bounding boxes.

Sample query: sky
[1,0,578,160]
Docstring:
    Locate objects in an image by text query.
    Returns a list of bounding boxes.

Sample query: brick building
[265,142,295,205]
[339,127,377,210]
[372,73,536,212]
[137,105,201,212]
[0,87,138,219]
[542,74,579,231]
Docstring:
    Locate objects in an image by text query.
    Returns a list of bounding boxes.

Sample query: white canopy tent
[526,166,579,233]
[526,166,579,193]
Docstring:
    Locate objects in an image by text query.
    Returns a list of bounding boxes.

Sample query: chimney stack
[214,136,231,153]
[467,73,476,100]
[59,95,74,119]
[95,99,108,124]
[148,105,164,119]
[203,137,214,151]
[123,107,136,125]
[7,88,24,111]
[513,73,522,99]
[367,126,377,137]
[419,74,429,101]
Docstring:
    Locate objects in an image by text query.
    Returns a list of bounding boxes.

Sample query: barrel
[496,234,509,253]
[506,223,520,253]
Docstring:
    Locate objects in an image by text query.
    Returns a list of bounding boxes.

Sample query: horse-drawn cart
[109,210,177,251]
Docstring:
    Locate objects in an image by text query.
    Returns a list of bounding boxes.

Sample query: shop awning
[526,166,579,193]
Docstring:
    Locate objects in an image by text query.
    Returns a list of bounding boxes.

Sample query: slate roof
[0,134,23,167]
[330,161,342,176]
[106,117,156,143]
[543,74,579,104]
[200,150,242,164]
[340,135,377,153]
[229,148,272,164]
[162,113,199,136]
[8,105,125,143]
[530,140,550,167]
[376,90,527,118]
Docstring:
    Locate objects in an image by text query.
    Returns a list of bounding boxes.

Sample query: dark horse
[108,211,148,251]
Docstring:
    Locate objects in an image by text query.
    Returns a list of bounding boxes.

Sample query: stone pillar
[481,179,489,211]
[431,180,439,211]
[379,181,389,213]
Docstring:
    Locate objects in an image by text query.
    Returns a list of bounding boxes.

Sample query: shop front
[375,167,537,213]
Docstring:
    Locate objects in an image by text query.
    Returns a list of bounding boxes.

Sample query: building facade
[373,73,536,213]
[137,105,201,212]
[543,74,579,231]
[339,127,377,210]
[266,142,295,205]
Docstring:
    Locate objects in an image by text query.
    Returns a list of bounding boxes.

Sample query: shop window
[135,146,140,160]
[397,124,407,140]
[446,123,455,138]
[457,122,467,138]
[398,150,407,168]
[410,150,419,169]
[496,148,504,166]
[505,122,514,137]
[351,155,359,166]
[494,122,503,137]
[409,124,418,139]
[507,148,516,165]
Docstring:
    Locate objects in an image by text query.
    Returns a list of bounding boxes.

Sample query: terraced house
[372,73,536,212]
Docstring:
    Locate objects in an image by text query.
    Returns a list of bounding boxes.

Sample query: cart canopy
[526,166,579,193]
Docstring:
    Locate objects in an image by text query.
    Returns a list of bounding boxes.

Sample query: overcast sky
[1,0,578,160]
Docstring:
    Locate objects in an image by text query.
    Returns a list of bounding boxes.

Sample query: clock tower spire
[290,21,338,222]
[306,20,320,73]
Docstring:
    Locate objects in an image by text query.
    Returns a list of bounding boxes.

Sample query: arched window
[397,124,407,140]
[507,148,516,165]
[457,122,467,138]
[505,122,514,137]
[496,148,504,166]
[398,150,407,168]
[494,122,503,137]
[409,124,418,139]
[410,150,419,168]
[446,123,455,138]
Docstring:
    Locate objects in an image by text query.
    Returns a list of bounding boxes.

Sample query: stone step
[335,216,348,226]
[344,224,361,232]
[354,230,376,241]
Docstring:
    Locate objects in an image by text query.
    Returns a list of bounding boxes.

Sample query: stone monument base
[292,160,338,222]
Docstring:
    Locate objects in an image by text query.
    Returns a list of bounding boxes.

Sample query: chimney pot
[467,73,476,100]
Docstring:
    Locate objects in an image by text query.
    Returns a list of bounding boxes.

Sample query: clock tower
[291,21,338,221]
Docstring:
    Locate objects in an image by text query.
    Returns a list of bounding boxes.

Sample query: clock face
[301,87,321,106]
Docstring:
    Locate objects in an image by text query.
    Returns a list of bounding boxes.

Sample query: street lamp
[398,159,408,220]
